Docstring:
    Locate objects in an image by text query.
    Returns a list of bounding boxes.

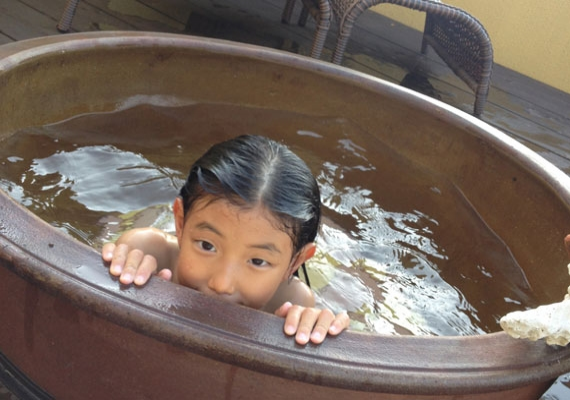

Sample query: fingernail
[111,265,122,274]
[121,273,132,283]
[329,325,338,334]
[285,325,296,335]
[134,275,146,285]
[297,332,308,343]
[311,331,322,342]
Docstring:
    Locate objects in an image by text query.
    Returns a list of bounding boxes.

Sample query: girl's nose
[207,263,236,295]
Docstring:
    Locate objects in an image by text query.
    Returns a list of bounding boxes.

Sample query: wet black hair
[179,135,321,261]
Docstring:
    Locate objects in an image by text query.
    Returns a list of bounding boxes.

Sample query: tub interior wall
[1,44,570,303]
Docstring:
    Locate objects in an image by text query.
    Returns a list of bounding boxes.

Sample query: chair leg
[57,0,81,33]
[421,12,434,54]
[473,83,490,117]
[282,0,297,24]
[309,0,331,59]
[298,5,310,27]
[330,1,371,65]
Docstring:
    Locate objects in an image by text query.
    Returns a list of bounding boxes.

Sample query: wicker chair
[282,0,332,59]
[57,0,80,32]
[282,0,493,117]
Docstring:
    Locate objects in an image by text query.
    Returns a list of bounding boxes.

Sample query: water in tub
[0,100,540,336]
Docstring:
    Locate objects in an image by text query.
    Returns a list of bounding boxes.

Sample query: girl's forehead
[191,195,265,217]
[190,195,290,235]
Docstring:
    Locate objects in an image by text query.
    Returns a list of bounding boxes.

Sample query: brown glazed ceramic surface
[1,32,570,399]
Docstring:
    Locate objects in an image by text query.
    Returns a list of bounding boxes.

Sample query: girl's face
[172,195,314,310]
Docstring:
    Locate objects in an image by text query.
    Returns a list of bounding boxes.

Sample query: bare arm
[264,277,315,312]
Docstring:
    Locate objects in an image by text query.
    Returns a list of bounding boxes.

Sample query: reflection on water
[0,101,539,336]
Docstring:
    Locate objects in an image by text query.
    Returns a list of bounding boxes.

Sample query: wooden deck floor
[1,0,570,398]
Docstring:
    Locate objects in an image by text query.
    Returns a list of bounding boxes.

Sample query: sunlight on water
[313,169,486,335]
[30,145,180,213]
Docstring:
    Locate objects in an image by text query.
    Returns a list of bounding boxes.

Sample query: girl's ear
[173,197,185,244]
[288,242,317,277]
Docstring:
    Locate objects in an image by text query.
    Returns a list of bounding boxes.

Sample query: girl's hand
[274,302,350,345]
[101,242,172,286]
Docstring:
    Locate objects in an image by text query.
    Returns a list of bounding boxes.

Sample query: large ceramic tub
[1,32,570,400]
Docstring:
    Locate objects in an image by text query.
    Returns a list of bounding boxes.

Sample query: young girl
[102,135,349,345]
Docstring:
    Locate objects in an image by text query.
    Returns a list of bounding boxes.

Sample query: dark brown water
[0,101,539,336]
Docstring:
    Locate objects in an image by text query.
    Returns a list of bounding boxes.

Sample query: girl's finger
[119,248,144,285]
[328,311,350,336]
[309,309,335,344]
[157,268,173,282]
[274,301,293,318]
[282,304,304,337]
[101,243,116,262]
[109,243,130,276]
[133,254,158,286]
[294,307,321,345]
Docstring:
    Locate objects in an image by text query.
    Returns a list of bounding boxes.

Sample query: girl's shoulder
[264,278,315,313]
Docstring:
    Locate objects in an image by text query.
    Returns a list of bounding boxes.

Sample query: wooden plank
[140,0,318,57]
[490,88,570,138]
[138,0,196,24]
[490,64,570,133]
[31,0,188,33]
[88,0,186,31]
[19,0,139,32]
[0,0,61,40]
[0,32,15,45]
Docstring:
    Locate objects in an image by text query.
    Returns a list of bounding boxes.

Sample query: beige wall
[372,1,570,94]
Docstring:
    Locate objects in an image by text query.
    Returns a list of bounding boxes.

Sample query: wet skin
[102,195,349,345]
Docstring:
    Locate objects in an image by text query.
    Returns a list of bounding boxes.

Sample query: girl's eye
[250,258,269,267]
[197,240,216,252]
